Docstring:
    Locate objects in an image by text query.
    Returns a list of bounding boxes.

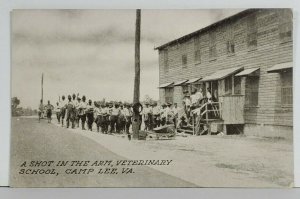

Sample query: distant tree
[11,97,20,116]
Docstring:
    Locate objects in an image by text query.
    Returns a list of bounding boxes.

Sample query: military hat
[68,95,71,99]
[62,95,65,99]
[82,95,86,100]
[72,93,76,98]
[77,97,81,100]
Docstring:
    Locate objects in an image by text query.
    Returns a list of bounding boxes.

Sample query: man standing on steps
[78,95,87,130]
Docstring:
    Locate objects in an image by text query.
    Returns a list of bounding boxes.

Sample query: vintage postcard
[10,9,293,187]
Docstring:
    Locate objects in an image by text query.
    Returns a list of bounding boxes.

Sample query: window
[281,70,293,107]
[163,49,168,72]
[194,50,201,64]
[225,76,232,95]
[234,76,241,94]
[245,76,259,106]
[279,9,292,43]
[194,37,201,64]
[209,31,217,59]
[165,88,174,103]
[182,54,187,67]
[227,40,235,54]
[247,14,257,49]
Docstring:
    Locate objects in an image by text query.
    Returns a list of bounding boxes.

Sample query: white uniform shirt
[60,100,67,109]
[111,107,120,116]
[152,106,160,115]
[184,97,192,107]
[123,108,132,117]
[143,106,152,115]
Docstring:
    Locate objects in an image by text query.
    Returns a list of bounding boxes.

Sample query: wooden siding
[219,95,245,124]
[158,9,293,127]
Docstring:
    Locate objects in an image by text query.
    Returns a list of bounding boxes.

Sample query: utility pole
[41,73,44,104]
[132,9,141,140]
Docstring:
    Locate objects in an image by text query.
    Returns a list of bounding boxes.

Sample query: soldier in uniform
[123,103,133,134]
[38,99,44,122]
[172,103,179,128]
[86,99,94,131]
[143,102,152,131]
[75,97,81,128]
[118,103,126,133]
[101,103,109,133]
[45,100,54,123]
[160,103,167,126]
[110,103,120,134]
[60,95,67,127]
[151,102,160,128]
[66,95,76,128]
[55,102,61,124]
[94,102,102,132]
[78,95,87,130]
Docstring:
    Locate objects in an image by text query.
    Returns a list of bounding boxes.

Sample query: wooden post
[132,9,141,140]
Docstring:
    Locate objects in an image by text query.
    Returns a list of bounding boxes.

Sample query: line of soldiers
[142,101,179,131]
[39,93,181,134]
[50,94,134,135]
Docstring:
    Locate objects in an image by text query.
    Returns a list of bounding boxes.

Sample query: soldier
[94,102,102,132]
[143,102,152,131]
[55,102,61,124]
[101,102,110,133]
[60,95,67,127]
[86,99,94,131]
[160,103,167,126]
[151,102,160,128]
[45,100,54,123]
[75,97,81,127]
[118,103,126,133]
[172,103,179,128]
[110,103,120,134]
[123,103,133,134]
[165,102,174,125]
[38,99,44,122]
[66,95,76,128]
[78,95,87,130]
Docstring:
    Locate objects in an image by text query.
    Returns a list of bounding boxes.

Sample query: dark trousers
[66,110,75,128]
[101,116,109,133]
[110,115,119,133]
[153,115,161,128]
[56,112,61,123]
[86,112,94,131]
[79,114,86,129]
[60,108,66,126]
[125,116,132,133]
[95,115,102,132]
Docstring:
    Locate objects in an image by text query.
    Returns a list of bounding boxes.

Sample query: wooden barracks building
[155,9,293,138]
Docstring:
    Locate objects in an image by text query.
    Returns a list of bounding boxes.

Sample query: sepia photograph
[10,8,293,187]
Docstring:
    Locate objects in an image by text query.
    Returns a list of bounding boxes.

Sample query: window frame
[280,70,293,107]
[245,76,259,107]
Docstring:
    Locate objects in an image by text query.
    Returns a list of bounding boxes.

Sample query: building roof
[154,9,257,50]
[158,82,174,88]
[235,68,260,76]
[174,80,188,86]
[201,66,243,81]
[186,77,202,84]
[267,62,293,73]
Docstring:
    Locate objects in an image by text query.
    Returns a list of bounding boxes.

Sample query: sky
[11,9,243,109]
